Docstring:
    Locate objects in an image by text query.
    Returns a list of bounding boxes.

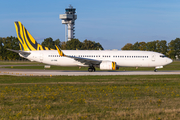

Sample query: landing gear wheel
[88,67,96,72]
[88,68,93,72]
[154,69,157,72]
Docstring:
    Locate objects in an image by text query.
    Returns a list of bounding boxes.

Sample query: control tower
[59,5,77,42]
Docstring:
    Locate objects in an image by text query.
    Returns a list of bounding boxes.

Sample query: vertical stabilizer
[14,21,53,51]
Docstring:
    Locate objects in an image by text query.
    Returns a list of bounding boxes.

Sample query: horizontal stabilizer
[7,49,31,55]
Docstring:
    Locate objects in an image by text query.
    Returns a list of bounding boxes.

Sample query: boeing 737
[8,21,172,72]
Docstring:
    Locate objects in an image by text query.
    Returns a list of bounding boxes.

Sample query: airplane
[8,21,173,72]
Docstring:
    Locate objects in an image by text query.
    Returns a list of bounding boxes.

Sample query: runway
[0,68,180,76]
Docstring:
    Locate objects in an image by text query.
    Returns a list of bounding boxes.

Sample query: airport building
[59,5,77,42]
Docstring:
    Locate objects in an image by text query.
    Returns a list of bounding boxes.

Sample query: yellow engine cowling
[100,61,117,70]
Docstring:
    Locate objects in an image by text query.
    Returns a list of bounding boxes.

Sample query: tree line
[121,38,180,59]
[41,37,104,50]
[1,36,180,60]
[0,36,104,60]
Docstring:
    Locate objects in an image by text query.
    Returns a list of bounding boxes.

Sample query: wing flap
[74,57,100,65]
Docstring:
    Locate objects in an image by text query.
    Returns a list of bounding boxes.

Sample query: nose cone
[167,58,173,64]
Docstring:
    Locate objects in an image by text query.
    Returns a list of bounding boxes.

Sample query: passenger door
[40,53,43,62]
[152,54,155,61]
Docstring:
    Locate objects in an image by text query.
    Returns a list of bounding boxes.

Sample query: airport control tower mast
[59,5,77,42]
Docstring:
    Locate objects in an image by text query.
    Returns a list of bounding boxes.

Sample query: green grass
[2,61,180,71]
[0,61,44,65]
[5,65,90,71]
[0,75,180,119]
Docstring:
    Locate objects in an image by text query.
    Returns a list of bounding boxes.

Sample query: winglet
[55,45,66,57]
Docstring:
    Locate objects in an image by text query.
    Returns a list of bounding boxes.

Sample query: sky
[1,0,180,49]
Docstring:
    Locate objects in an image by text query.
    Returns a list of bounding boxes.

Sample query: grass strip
[0,75,180,119]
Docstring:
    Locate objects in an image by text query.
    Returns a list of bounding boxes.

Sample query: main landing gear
[154,69,157,72]
[88,66,96,72]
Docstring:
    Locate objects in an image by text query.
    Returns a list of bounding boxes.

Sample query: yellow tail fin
[14,21,53,51]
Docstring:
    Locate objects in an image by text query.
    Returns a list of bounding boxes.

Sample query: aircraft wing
[55,45,101,65]
[73,57,101,65]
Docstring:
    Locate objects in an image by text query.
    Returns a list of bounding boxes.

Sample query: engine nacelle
[100,61,117,70]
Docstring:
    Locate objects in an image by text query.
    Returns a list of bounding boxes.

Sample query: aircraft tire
[88,67,96,72]
[88,68,93,72]
[154,69,157,72]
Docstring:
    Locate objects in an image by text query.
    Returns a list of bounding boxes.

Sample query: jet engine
[100,61,117,70]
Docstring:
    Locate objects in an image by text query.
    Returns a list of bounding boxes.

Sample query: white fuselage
[20,50,172,68]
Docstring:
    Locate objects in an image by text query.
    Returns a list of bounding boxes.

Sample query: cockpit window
[160,55,166,58]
